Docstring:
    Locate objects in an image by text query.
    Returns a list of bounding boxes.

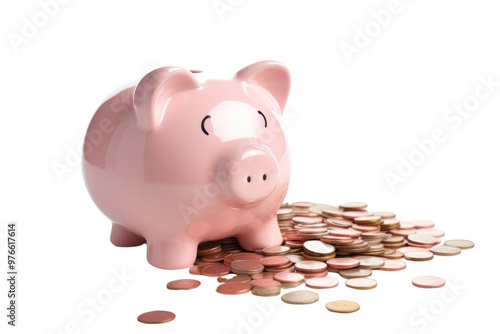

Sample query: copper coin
[217,275,251,284]
[431,245,461,256]
[399,221,416,230]
[231,252,264,262]
[262,246,291,256]
[251,279,281,288]
[379,260,406,271]
[251,272,276,280]
[412,276,445,288]
[294,260,327,273]
[411,220,435,229]
[329,229,362,238]
[197,241,221,256]
[231,260,264,274]
[281,290,319,305]
[216,282,252,295]
[166,279,201,290]
[325,300,360,313]
[340,202,368,210]
[189,265,204,275]
[339,268,372,279]
[202,264,231,277]
[346,278,377,290]
[320,235,354,244]
[202,252,228,262]
[274,272,305,283]
[260,256,291,267]
[407,234,439,245]
[404,251,434,261]
[305,277,339,289]
[326,258,360,269]
[137,310,175,324]
[352,224,380,232]
[444,239,475,249]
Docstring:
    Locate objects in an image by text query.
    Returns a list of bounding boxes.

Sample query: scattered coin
[216,282,252,295]
[281,290,319,305]
[379,260,406,271]
[346,278,377,290]
[325,300,360,313]
[166,279,201,290]
[431,245,461,256]
[404,251,434,261]
[412,276,445,288]
[444,239,474,250]
[137,310,176,324]
[305,277,339,289]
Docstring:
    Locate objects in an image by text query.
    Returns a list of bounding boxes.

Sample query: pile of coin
[140,201,475,323]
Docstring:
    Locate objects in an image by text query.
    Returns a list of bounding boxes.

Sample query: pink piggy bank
[83,61,291,269]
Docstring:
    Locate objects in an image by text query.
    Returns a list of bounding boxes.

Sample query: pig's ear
[236,61,291,115]
[133,67,201,131]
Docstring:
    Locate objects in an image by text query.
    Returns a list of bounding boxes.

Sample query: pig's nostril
[262,174,267,181]
[247,176,251,183]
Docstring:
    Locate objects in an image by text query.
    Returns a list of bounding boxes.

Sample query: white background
[1,0,499,333]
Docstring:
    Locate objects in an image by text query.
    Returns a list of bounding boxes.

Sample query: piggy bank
[82,61,292,269]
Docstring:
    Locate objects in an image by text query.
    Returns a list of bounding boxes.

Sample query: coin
[416,228,445,238]
[430,245,461,256]
[231,253,264,262]
[292,217,323,225]
[404,251,434,261]
[292,202,315,208]
[354,216,382,225]
[444,239,474,249]
[294,261,327,273]
[197,241,222,257]
[411,220,435,229]
[308,204,338,215]
[407,234,439,245]
[390,228,417,236]
[379,260,406,271]
[329,229,362,238]
[325,300,360,313]
[281,290,319,305]
[339,268,372,279]
[250,272,276,280]
[274,272,305,283]
[326,258,360,269]
[371,211,396,219]
[303,240,335,255]
[202,264,231,277]
[217,275,251,284]
[137,310,176,324]
[251,279,281,288]
[342,211,372,220]
[305,277,339,289]
[260,256,291,268]
[346,278,377,290]
[252,285,281,297]
[262,246,291,256]
[412,276,445,288]
[354,256,385,269]
[216,282,252,295]
[166,279,201,290]
[340,202,368,210]
[230,260,264,275]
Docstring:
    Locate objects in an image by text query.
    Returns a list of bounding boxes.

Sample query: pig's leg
[110,223,146,247]
[146,236,198,270]
[236,217,283,251]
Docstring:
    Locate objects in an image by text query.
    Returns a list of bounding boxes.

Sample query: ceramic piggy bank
[83,61,291,269]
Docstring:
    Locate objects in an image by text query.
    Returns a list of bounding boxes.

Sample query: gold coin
[444,239,474,250]
[325,300,360,313]
[354,216,382,225]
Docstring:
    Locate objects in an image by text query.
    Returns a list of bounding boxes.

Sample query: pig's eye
[201,115,211,135]
[258,110,267,127]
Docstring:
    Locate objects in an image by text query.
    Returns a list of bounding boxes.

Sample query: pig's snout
[227,149,279,204]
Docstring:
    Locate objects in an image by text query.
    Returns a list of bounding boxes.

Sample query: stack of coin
[197,241,222,257]
[230,260,264,276]
[259,255,294,273]
[294,260,328,278]
[216,238,244,253]
[277,208,294,232]
[251,279,282,296]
